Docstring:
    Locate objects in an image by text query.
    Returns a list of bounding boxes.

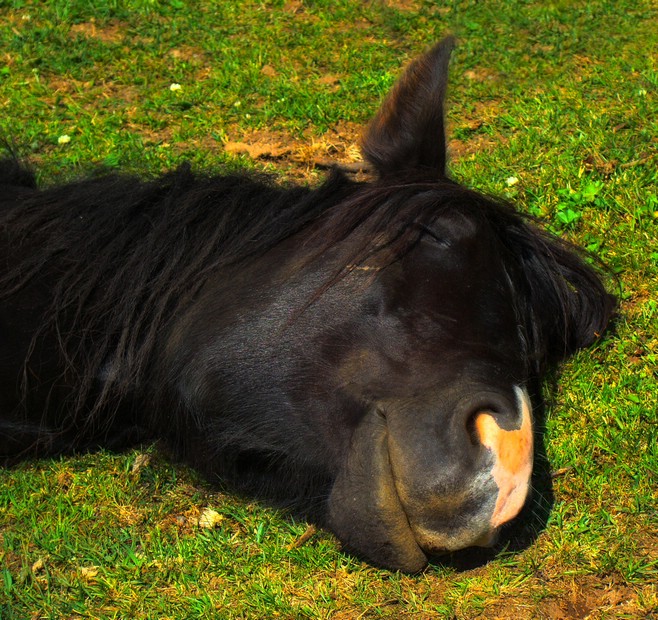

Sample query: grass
[1,0,657,617]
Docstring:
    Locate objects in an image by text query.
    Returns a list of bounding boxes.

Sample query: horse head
[300,39,615,571]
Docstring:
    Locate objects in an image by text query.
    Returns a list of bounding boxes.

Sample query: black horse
[0,39,614,572]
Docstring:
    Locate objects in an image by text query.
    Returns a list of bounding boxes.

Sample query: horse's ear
[361,37,455,180]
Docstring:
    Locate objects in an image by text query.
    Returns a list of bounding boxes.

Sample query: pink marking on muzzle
[474,386,533,528]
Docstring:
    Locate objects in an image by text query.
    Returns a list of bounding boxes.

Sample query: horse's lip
[406,527,500,570]
[474,528,499,547]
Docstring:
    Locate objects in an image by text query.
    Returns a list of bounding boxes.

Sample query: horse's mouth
[327,389,533,572]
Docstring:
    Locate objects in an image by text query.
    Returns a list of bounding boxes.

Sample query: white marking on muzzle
[474,385,533,528]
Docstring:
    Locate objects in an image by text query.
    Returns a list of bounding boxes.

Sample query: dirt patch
[69,19,128,44]
[537,575,655,620]
[282,0,320,21]
[260,64,278,78]
[446,98,507,160]
[448,134,503,161]
[43,74,141,106]
[169,45,208,64]
[382,0,423,10]
[224,137,292,161]
[183,117,504,182]
[475,574,656,619]
[464,67,499,82]
[219,123,369,181]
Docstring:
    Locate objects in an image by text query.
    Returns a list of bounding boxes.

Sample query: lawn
[1,0,657,618]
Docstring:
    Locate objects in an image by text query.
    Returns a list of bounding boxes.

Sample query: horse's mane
[0,159,357,417]
[0,158,613,427]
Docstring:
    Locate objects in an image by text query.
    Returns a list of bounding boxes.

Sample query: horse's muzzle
[327,386,533,572]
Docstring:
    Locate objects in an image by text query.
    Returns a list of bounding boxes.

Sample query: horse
[0,38,614,572]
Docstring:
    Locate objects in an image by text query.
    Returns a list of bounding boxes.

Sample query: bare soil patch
[382,0,423,10]
[473,574,656,619]
[219,122,368,181]
[69,20,128,44]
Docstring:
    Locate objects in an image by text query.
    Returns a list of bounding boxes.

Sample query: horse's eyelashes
[429,234,452,250]
[415,222,452,249]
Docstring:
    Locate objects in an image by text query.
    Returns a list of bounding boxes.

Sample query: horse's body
[0,39,614,571]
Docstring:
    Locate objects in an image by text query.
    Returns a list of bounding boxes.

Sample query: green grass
[1,0,657,617]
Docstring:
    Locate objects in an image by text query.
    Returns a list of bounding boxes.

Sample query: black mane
[0,161,350,416]
[1,158,612,429]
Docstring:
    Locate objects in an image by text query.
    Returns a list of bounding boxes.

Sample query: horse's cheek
[327,410,428,573]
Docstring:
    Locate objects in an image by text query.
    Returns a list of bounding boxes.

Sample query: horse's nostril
[464,399,510,447]
[465,410,483,446]
[463,388,527,440]
[469,387,534,528]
